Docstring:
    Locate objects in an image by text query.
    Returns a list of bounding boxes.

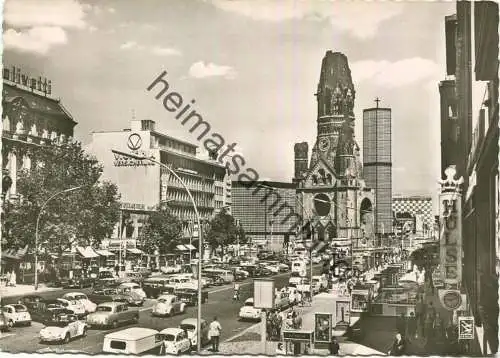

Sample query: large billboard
[90,131,161,209]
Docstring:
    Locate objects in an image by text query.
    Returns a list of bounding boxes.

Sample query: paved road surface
[1,267,322,354]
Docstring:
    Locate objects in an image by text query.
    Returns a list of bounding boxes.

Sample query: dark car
[174,288,208,306]
[228,258,241,266]
[87,288,129,305]
[60,275,94,289]
[17,295,44,310]
[95,271,118,286]
[142,277,175,298]
[29,300,74,323]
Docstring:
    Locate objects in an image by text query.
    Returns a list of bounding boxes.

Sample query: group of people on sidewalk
[267,307,303,342]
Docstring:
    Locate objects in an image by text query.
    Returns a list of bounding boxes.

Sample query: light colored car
[1,304,32,327]
[56,298,86,317]
[179,318,209,347]
[160,327,191,354]
[39,312,88,343]
[86,302,139,329]
[238,298,262,321]
[152,295,186,317]
[62,292,97,313]
[116,286,146,306]
[274,291,290,311]
[118,282,147,300]
[261,265,279,274]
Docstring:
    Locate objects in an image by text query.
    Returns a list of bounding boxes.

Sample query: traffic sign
[458,316,474,340]
[127,133,143,150]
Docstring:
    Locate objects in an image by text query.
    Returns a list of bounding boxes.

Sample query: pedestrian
[415,297,424,334]
[5,271,11,287]
[329,336,340,355]
[424,312,434,346]
[296,290,302,307]
[433,312,445,352]
[408,312,417,340]
[9,270,16,287]
[388,333,406,356]
[209,316,222,352]
[427,301,436,320]
[396,313,407,337]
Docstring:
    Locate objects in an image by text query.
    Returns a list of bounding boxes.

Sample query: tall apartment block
[363,102,393,235]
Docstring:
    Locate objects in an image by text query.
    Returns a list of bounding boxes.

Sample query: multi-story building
[363,103,393,235]
[392,195,433,237]
[439,1,499,355]
[231,180,297,250]
[1,66,77,200]
[89,119,231,263]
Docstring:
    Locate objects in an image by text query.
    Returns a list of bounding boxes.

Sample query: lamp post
[35,186,83,291]
[111,150,203,353]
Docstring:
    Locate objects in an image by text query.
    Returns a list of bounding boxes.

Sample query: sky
[2,0,456,198]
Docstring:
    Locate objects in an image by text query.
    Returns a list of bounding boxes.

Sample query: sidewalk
[0,283,59,299]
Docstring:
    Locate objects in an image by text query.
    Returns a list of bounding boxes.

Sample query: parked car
[60,275,94,289]
[39,312,88,344]
[159,327,191,354]
[1,304,32,327]
[274,291,291,311]
[117,282,147,300]
[238,298,262,321]
[86,302,139,329]
[55,298,86,318]
[151,294,186,317]
[116,286,146,306]
[62,292,97,314]
[118,272,144,285]
[17,295,44,310]
[95,271,118,286]
[142,277,175,299]
[174,288,208,306]
[102,327,163,355]
[179,318,209,347]
[87,288,128,305]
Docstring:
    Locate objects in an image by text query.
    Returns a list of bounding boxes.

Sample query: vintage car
[17,295,44,310]
[39,312,88,344]
[274,291,291,311]
[103,327,163,355]
[174,288,208,306]
[62,292,97,313]
[60,275,94,289]
[179,318,209,347]
[151,294,186,317]
[55,298,86,317]
[142,277,175,298]
[118,271,144,285]
[1,304,32,326]
[159,327,191,355]
[86,302,139,329]
[116,286,146,306]
[87,288,129,305]
[95,271,118,286]
[29,299,74,323]
[118,282,147,300]
[238,298,262,321]
[0,311,10,331]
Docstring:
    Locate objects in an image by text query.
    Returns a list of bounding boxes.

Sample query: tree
[139,206,183,255]
[3,141,121,257]
[204,209,241,257]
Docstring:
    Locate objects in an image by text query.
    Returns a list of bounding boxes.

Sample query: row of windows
[164,173,215,193]
[157,136,196,156]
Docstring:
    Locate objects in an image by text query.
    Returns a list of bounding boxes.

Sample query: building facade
[363,105,393,235]
[392,195,433,237]
[89,119,231,262]
[292,51,376,267]
[439,1,499,355]
[231,180,297,250]
[2,67,77,200]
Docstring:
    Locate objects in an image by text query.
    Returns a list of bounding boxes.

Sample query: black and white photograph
[0,0,499,356]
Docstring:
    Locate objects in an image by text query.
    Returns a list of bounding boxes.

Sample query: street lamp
[112,150,204,353]
[35,185,83,291]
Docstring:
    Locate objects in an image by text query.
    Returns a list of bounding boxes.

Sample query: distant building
[89,119,231,263]
[363,104,392,235]
[231,180,297,250]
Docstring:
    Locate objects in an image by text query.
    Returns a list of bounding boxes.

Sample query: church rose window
[314,193,331,216]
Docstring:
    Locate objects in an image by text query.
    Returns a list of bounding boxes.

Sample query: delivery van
[102,327,163,355]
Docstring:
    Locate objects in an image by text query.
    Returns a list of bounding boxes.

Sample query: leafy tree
[410,243,440,284]
[3,141,121,257]
[204,209,243,257]
[139,206,183,255]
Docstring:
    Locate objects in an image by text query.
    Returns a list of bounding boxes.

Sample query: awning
[76,246,100,259]
[184,244,196,250]
[176,245,188,251]
[96,249,115,257]
[2,245,28,260]
[127,248,144,255]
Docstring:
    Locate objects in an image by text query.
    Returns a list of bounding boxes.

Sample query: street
[0,269,321,354]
